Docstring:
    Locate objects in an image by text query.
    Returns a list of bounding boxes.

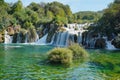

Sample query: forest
[0,0,101,32]
[0,0,120,47]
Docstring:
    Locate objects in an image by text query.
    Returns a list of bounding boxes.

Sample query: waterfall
[102,36,116,50]
[17,33,20,43]
[25,33,28,43]
[35,34,48,45]
[106,41,116,50]
[49,34,55,45]
[78,32,82,44]
[53,31,69,47]
[4,31,13,44]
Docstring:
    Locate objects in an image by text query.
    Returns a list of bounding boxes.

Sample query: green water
[0,44,120,80]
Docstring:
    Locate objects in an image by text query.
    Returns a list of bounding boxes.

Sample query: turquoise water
[0,44,120,80]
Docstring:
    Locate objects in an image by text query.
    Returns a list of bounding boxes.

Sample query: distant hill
[73,11,103,23]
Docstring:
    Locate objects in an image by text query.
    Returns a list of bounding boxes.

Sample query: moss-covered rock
[46,24,59,43]
[19,29,27,43]
[12,33,18,43]
[28,27,38,42]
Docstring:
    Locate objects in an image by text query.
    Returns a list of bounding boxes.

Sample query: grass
[89,50,120,80]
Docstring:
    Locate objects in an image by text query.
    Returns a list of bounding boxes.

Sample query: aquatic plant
[48,48,73,66]
[68,43,89,60]
[47,43,89,66]
[89,50,120,79]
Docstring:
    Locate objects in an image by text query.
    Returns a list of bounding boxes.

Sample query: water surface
[0,44,120,80]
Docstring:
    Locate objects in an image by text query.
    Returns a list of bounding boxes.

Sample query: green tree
[12,0,23,13]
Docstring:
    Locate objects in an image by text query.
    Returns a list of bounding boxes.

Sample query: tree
[11,0,23,13]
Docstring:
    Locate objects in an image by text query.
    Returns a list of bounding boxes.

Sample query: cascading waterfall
[4,23,117,49]
[49,34,55,45]
[52,24,87,47]
[4,30,13,44]
[25,33,28,43]
[35,34,48,45]
[78,32,82,44]
[106,40,116,50]
[53,31,69,47]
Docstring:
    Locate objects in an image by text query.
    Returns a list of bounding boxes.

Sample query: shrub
[68,43,89,60]
[48,48,73,66]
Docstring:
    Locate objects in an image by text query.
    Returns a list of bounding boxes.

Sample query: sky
[5,0,114,13]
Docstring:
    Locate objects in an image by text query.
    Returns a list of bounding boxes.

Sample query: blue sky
[5,0,114,13]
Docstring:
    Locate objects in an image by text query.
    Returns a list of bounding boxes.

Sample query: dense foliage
[0,0,74,35]
[89,0,120,37]
[74,11,102,23]
[86,0,120,48]
[0,0,102,33]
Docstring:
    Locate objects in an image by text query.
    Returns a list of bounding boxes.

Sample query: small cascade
[35,34,48,45]
[106,41,116,50]
[77,32,82,44]
[53,31,69,47]
[4,31,13,44]
[25,33,28,43]
[48,34,55,45]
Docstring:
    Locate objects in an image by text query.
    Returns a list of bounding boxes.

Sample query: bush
[68,43,89,60]
[48,48,73,66]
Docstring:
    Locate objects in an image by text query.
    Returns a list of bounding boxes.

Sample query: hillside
[73,11,103,23]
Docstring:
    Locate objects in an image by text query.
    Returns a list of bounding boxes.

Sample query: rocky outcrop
[112,35,120,48]
[95,38,106,48]
[7,27,14,36]
[46,24,59,43]
[0,34,3,43]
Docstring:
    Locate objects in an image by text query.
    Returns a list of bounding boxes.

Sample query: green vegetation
[97,0,120,36]
[89,50,120,80]
[0,0,102,33]
[48,48,73,66]
[74,11,102,23]
[47,44,89,66]
[68,44,89,59]
[89,0,120,35]
[0,0,75,42]
[86,0,120,48]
